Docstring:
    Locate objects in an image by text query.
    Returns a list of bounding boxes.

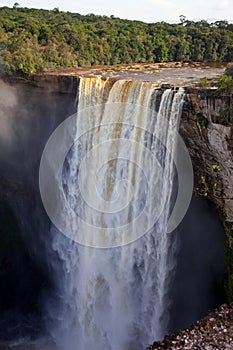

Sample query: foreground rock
[147,304,233,350]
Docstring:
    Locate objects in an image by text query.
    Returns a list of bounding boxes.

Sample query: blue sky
[0,0,232,22]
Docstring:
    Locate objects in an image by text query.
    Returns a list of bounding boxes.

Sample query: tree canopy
[0,6,233,74]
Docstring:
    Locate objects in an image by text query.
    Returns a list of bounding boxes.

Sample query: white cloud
[0,0,232,21]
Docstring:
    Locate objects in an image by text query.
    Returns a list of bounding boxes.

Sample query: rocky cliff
[2,74,232,301]
[180,89,233,302]
[0,73,232,349]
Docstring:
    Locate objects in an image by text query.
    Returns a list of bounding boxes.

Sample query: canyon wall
[0,76,232,345]
[2,75,232,302]
[180,89,233,301]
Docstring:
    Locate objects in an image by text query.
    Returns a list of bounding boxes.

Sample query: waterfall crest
[50,77,184,350]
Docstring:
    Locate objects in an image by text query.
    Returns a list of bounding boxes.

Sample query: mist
[0,78,76,341]
[0,78,227,347]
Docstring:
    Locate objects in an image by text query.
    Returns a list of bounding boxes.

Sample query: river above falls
[32,62,227,85]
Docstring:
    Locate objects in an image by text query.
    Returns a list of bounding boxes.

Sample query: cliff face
[180,89,233,301]
[0,76,232,340]
[180,90,233,221]
[26,74,233,225]
[2,76,232,303]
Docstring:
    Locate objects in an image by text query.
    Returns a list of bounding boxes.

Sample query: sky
[0,0,232,23]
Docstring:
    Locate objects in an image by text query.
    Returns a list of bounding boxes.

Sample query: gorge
[0,68,231,349]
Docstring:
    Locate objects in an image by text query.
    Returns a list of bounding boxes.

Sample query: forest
[0,5,233,74]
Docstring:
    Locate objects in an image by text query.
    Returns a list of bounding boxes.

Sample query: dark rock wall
[0,77,232,341]
[180,89,233,302]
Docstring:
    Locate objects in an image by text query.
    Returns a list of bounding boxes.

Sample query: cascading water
[46,78,185,350]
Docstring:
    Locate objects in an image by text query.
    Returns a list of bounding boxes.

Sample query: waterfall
[46,78,185,350]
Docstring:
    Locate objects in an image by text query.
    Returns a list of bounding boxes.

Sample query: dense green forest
[0,5,233,74]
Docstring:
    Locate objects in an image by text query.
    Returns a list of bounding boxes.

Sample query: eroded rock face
[0,76,232,347]
[180,90,233,222]
[180,89,233,302]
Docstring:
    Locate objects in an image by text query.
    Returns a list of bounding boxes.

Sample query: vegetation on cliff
[0,6,233,73]
[217,65,233,93]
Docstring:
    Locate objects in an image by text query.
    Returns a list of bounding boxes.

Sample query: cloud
[0,0,232,21]
[141,0,233,20]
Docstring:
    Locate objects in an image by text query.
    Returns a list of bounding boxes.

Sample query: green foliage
[217,208,233,303]
[217,75,233,92]
[196,113,209,127]
[225,65,233,77]
[219,209,233,303]
[199,77,211,88]
[1,6,233,73]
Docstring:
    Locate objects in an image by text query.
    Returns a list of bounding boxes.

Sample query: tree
[153,39,168,62]
[217,75,233,92]
[179,15,187,26]
[0,6,233,73]
[225,65,233,77]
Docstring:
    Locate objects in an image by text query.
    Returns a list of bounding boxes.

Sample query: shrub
[199,77,211,88]
[217,75,233,92]
[225,65,233,77]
